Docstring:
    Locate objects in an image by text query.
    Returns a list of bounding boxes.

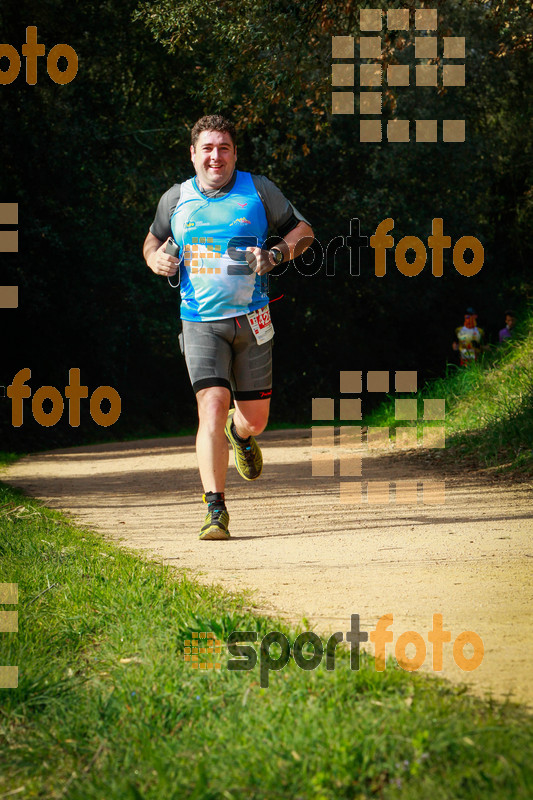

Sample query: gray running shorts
[179,315,273,400]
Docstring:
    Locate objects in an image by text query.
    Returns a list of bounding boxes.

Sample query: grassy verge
[363,312,533,476]
[1,469,532,799]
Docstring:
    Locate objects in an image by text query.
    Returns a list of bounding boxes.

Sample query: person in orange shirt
[452,307,485,366]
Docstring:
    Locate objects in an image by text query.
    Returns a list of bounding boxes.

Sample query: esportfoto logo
[332,7,466,143]
[312,369,446,505]
[185,614,484,687]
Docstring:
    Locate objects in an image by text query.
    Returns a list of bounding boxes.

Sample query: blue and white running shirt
[170,170,270,322]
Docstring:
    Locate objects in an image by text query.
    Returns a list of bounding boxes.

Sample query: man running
[143,115,314,540]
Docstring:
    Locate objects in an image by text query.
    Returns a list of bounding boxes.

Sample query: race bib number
[247,305,274,345]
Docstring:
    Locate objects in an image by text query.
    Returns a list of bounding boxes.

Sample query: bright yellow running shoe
[224,408,263,481]
[199,497,231,540]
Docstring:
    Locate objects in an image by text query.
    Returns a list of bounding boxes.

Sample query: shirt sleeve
[149,184,181,241]
[251,175,311,236]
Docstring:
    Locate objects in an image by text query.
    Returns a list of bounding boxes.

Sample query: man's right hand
[144,233,180,277]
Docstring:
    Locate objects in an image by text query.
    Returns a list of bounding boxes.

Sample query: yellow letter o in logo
[0,44,21,84]
[47,44,78,84]
[90,386,121,427]
[453,236,484,276]
[395,236,427,277]
[395,630,427,671]
[32,386,64,427]
[453,631,484,671]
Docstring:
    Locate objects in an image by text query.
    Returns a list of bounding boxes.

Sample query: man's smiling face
[190,130,237,191]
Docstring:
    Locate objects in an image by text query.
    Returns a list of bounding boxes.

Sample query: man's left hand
[245,247,277,275]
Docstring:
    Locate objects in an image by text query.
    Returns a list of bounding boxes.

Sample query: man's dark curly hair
[191,115,237,149]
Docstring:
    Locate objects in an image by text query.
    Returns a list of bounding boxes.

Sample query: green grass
[0,452,23,468]
[1,471,532,799]
[363,312,533,476]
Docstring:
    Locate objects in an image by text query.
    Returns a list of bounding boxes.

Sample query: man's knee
[197,387,231,428]
[234,401,270,436]
[243,416,268,436]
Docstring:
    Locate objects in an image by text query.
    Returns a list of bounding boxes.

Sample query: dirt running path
[4,431,532,706]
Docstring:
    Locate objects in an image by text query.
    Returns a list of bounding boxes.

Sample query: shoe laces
[242,443,256,463]
[208,503,226,518]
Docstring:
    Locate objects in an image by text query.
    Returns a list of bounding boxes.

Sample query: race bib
[247,304,274,345]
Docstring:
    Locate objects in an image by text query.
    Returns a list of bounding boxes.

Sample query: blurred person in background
[452,307,486,366]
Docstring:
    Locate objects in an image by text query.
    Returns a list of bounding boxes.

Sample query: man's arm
[246,220,315,276]
[143,231,180,277]
[245,175,314,274]
[144,184,182,276]
[274,220,314,262]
